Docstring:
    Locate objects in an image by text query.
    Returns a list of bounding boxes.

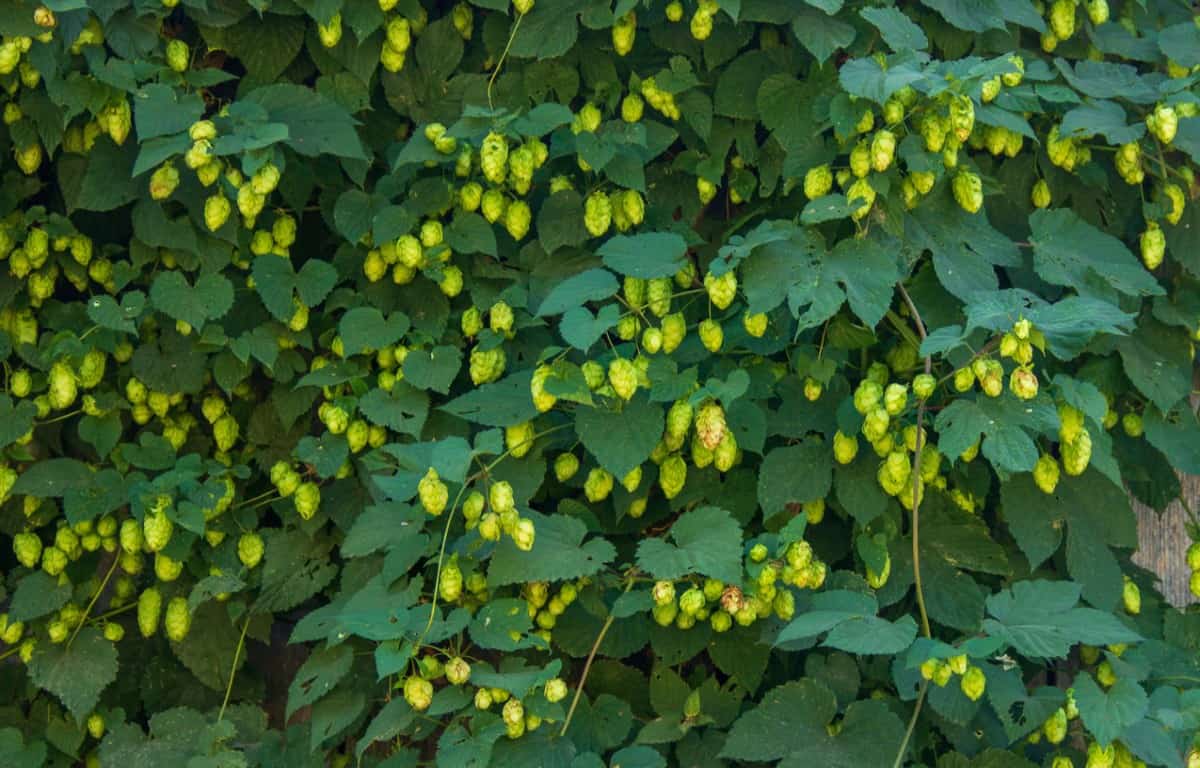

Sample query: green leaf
[824,615,918,655]
[338,307,409,355]
[597,233,688,279]
[470,598,539,652]
[636,507,743,585]
[287,645,354,719]
[776,591,879,645]
[356,699,416,760]
[446,212,497,257]
[1110,320,1193,413]
[920,0,1044,33]
[58,138,138,213]
[1143,403,1200,475]
[86,292,145,334]
[242,84,367,160]
[839,57,925,104]
[982,580,1142,659]
[9,571,72,623]
[721,679,905,768]
[537,190,588,253]
[860,7,928,51]
[0,395,37,450]
[295,434,349,479]
[251,257,339,322]
[509,0,589,60]
[150,271,234,331]
[402,345,463,395]
[12,458,93,497]
[1028,209,1163,299]
[534,268,619,317]
[791,9,855,65]
[133,84,205,141]
[0,728,46,768]
[310,690,366,752]
[575,397,664,480]
[757,439,832,516]
[359,383,429,437]
[440,370,540,427]
[934,395,1056,474]
[1059,100,1145,145]
[487,511,616,587]
[28,627,119,723]
[333,189,388,244]
[1073,673,1148,747]
[559,304,621,351]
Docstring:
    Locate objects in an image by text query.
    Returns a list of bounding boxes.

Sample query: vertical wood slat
[1132,472,1198,608]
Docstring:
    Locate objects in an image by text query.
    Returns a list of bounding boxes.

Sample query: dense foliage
[1,0,1200,765]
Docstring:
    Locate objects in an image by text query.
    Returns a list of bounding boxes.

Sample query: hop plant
[418,468,449,516]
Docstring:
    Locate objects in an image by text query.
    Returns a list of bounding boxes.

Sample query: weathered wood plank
[1132,472,1198,608]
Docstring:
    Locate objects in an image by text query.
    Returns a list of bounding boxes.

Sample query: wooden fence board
[1132,472,1198,608]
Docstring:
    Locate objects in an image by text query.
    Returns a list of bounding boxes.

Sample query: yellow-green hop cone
[554,453,580,482]
[204,194,231,232]
[952,171,983,213]
[804,164,833,200]
[948,95,975,141]
[849,141,870,178]
[149,163,180,199]
[506,421,535,458]
[237,532,264,568]
[1085,0,1109,24]
[960,665,986,701]
[1034,453,1060,494]
[403,675,433,711]
[1032,179,1051,208]
[1122,577,1141,615]
[622,93,644,123]
[294,482,320,520]
[143,509,173,553]
[1121,412,1143,438]
[659,454,687,499]
[713,431,738,472]
[418,468,449,516]
[1009,367,1039,400]
[1140,222,1165,270]
[481,131,509,184]
[439,558,463,602]
[1062,429,1092,476]
[703,270,737,310]
[865,555,891,589]
[1147,103,1178,144]
[833,431,859,464]
[696,177,718,204]
[1042,707,1068,744]
[513,517,536,551]
[489,480,515,515]
[690,8,713,40]
[1049,0,1076,40]
[870,130,896,172]
[584,191,612,237]
[661,312,686,353]
[584,467,614,502]
[847,178,876,220]
[469,346,506,385]
[137,587,162,637]
[608,357,638,400]
[698,319,723,352]
[164,596,191,642]
[530,365,557,412]
[743,311,767,338]
[1087,742,1115,768]
[48,361,77,410]
[504,200,531,240]
[612,11,636,55]
[13,531,41,568]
